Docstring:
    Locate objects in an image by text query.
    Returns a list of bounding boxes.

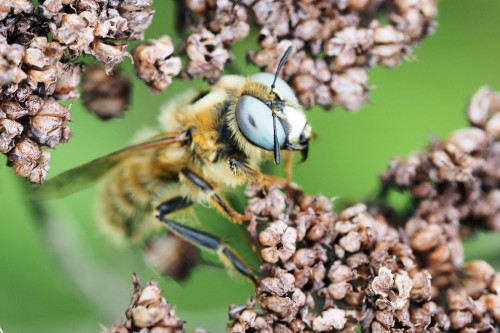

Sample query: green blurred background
[1,1,500,332]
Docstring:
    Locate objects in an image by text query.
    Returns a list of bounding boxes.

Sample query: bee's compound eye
[236,95,286,151]
[250,73,298,104]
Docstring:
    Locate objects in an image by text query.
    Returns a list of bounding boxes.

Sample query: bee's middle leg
[180,168,250,224]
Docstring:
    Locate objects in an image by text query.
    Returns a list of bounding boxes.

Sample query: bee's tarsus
[221,247,258,286]
[229,158,257,177]
[229,157,289,187]
[181,167,249,224]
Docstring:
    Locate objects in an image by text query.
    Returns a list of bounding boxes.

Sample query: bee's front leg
[180,168,250,223]
[155,198,258,286]
[229,157,289,186]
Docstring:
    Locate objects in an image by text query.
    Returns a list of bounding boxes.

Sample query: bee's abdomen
[98,153,178,243]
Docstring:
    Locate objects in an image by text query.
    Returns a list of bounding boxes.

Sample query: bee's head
[235,47,312,164]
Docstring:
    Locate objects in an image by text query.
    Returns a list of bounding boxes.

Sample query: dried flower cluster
[382,86,500,290]
[227,181,499,332]
[182,0,437,110]
[100,273,207,333]
[229,186,434,332]
[0,0,182,183]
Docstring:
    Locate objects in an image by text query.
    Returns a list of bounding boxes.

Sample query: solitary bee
[33,48,311,284]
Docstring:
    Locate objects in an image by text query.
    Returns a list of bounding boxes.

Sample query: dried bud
[0,0,33,20]
[8,138,40,177]
[330,67,369,112]
[28,150,50,184]
[82,66,131,120]
[132,36,182,93]
[259,221,297,263]
[54,63,81,100]
[186,29,231,83]
[145,234,199,281]
[30,98,71,147]
[260,269,295,296]
[312,308,347,331]
[92,41,130,74]
[0,117,23,153]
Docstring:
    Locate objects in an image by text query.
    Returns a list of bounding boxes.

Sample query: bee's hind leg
[180,168,250,224]
[155,201,258,286]
[157,196,193,218]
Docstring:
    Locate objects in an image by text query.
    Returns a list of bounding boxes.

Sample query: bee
[32,47,312,284]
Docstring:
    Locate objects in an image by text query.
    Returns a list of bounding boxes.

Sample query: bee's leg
[156,196,193,218]
[180,168,250,223]
[229,157,289,186]
[283,150,294,182]
[156,212,258,286]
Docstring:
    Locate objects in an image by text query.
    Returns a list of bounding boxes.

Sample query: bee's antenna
[270,46,293,165]
[271,46,293,90]
[272,114,280,165]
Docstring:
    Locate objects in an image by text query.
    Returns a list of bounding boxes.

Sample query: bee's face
[236,73,311,161]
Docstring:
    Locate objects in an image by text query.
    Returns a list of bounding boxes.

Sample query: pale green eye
[236,95,286,151]
[250,73,298,104]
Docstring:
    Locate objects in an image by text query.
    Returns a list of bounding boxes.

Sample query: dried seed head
[82,66,131,120]
[29,97,71,148]
[132,36,182,93]
[0,0,34,20]
[259,221,297,264]
[100,274,198,333]
[186,28,231,84]
[54,63,81,100]
[312,308,347,331]
[382,88,500,245]
[330,67,369,112]
[8,138,40,177]
[91,41,130,74]
[145,234,199,281]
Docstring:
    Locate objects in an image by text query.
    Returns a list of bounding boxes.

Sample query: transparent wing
[31,131,190,201]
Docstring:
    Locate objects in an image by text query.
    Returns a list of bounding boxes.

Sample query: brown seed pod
[82,66,131,120]
[132,36,182,93]
[144,233,200,281]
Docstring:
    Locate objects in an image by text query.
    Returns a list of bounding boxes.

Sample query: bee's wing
[31,131,189,201]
